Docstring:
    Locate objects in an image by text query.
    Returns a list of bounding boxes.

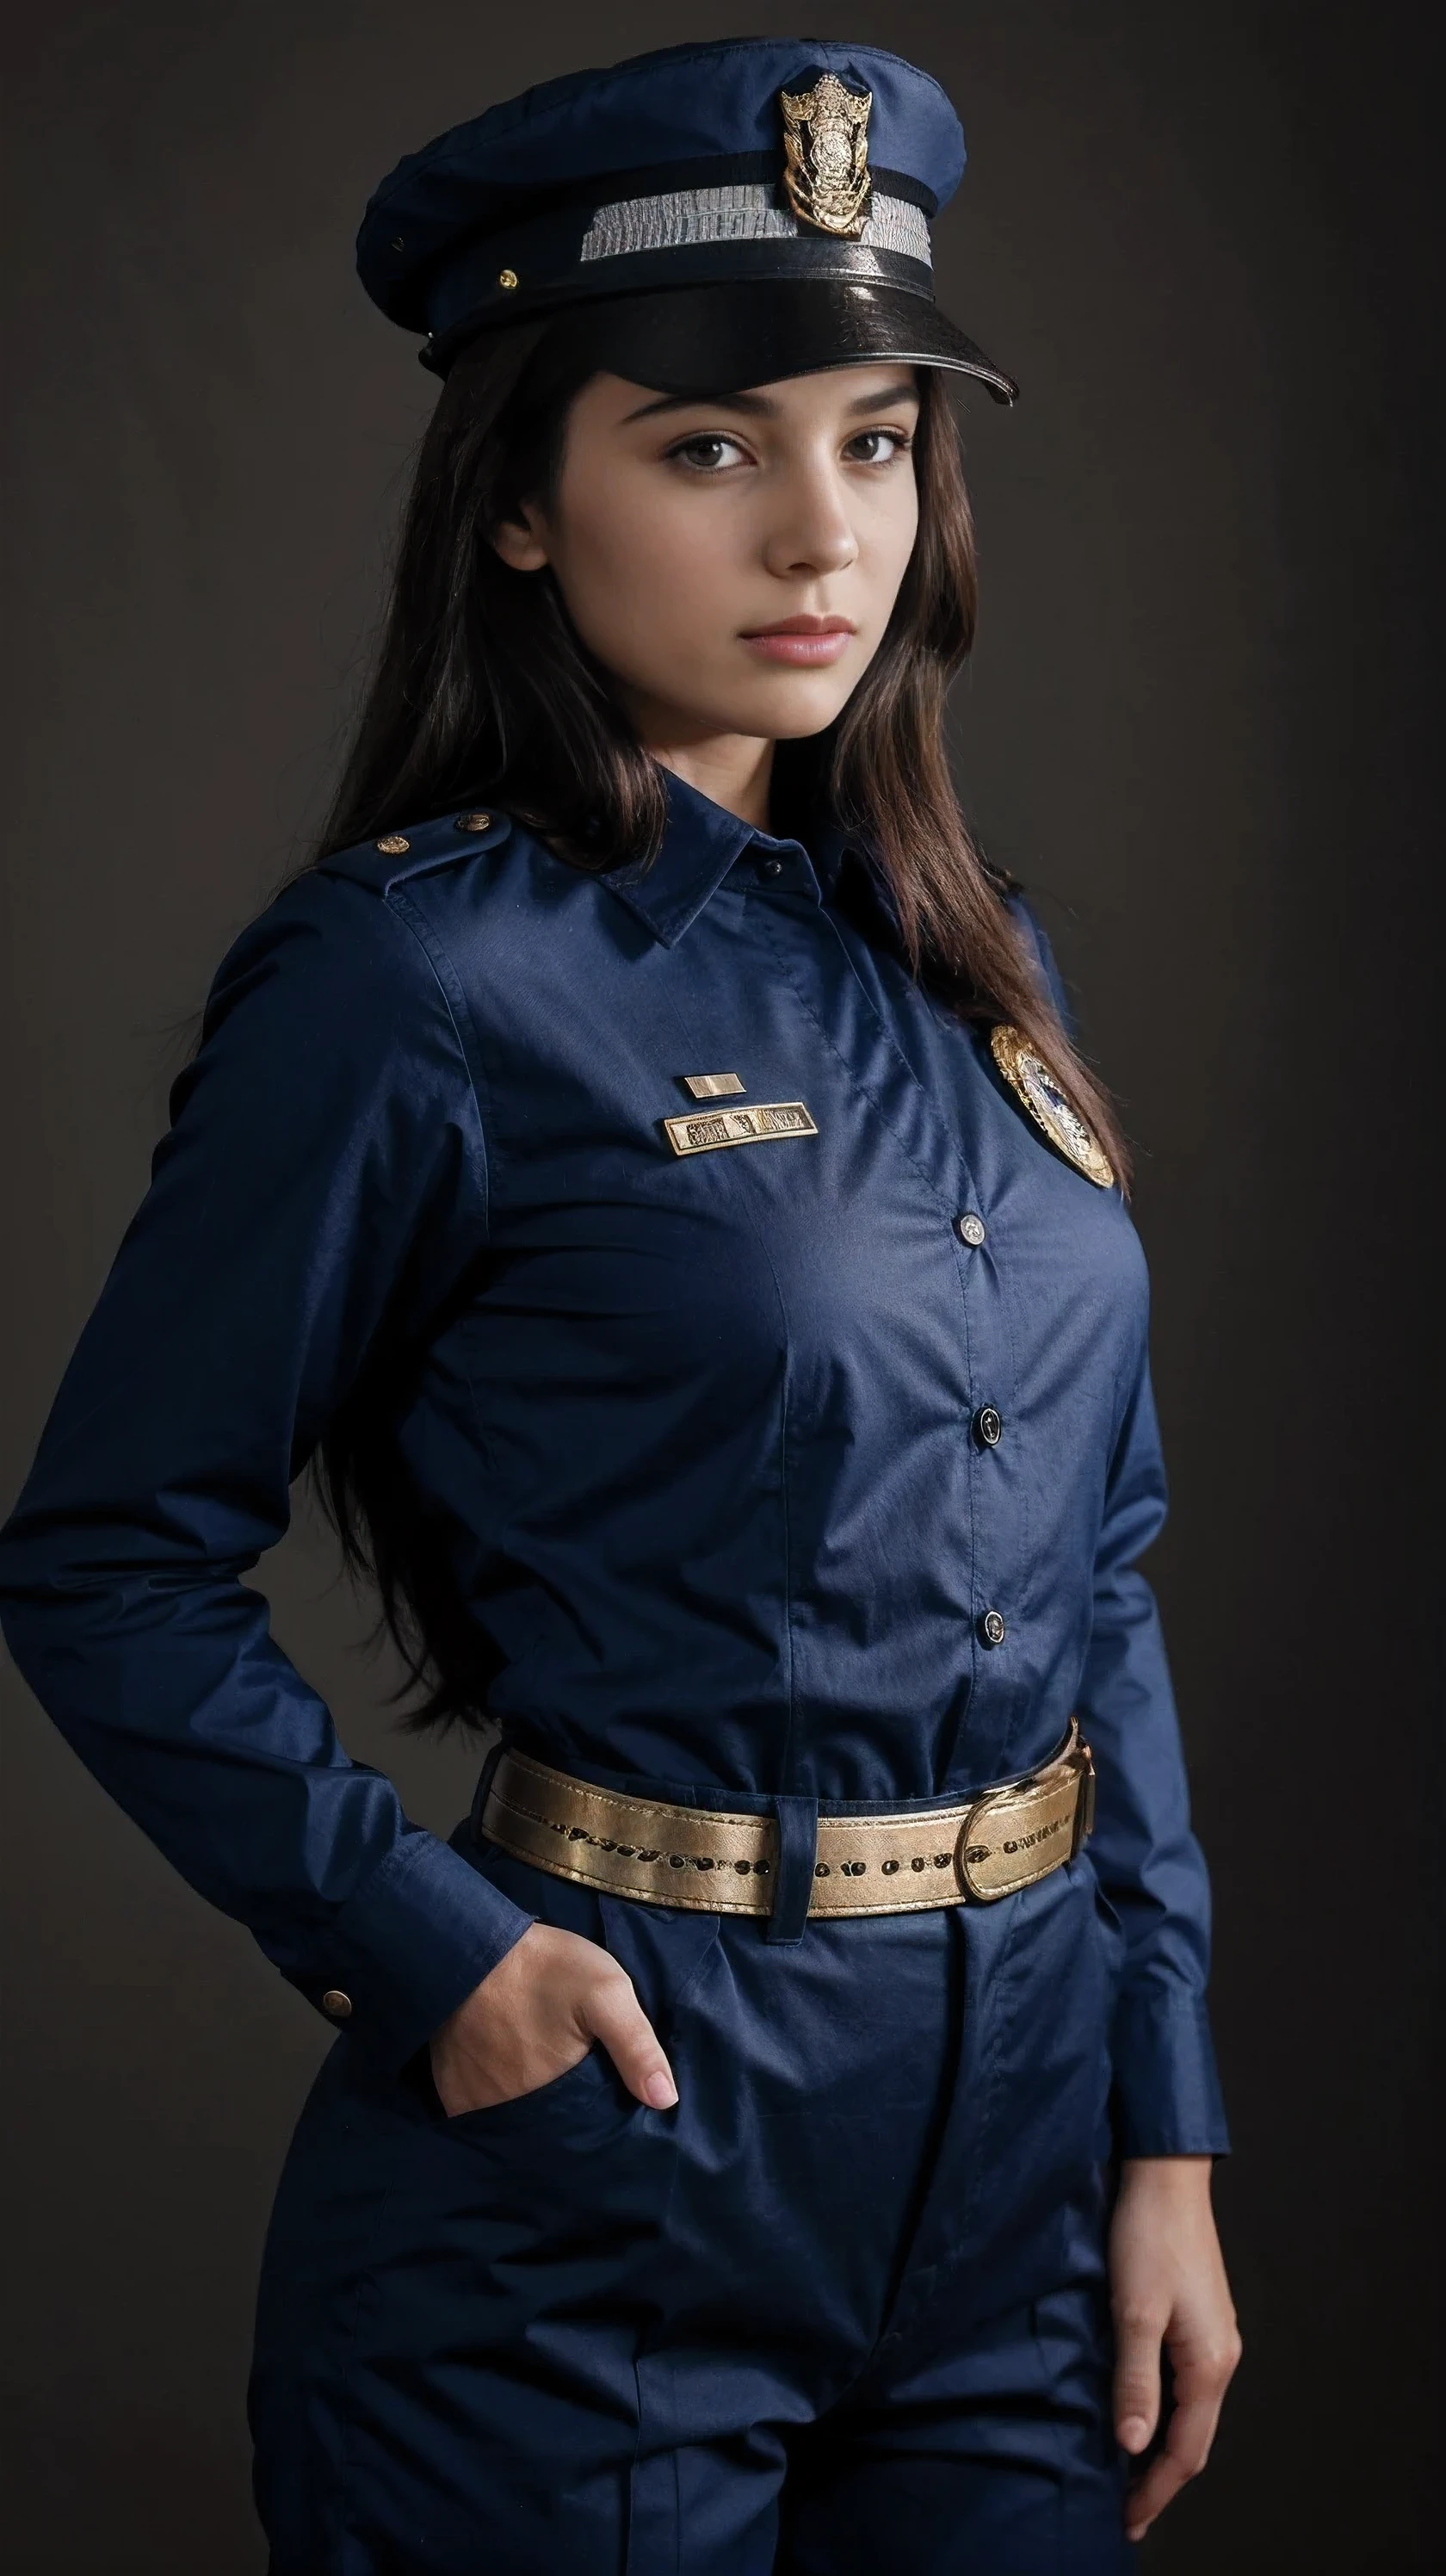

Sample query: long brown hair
[311,317,1128,1729]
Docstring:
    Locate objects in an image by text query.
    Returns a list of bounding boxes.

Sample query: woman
[0,36,1239,2575]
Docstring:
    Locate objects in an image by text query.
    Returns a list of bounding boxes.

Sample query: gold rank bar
[663,1100,819,1157]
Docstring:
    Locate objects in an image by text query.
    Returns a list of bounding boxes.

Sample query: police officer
[0,36,1239,2574]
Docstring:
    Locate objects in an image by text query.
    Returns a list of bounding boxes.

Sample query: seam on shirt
[995,1203,1036,1678]
[756,902,963,1223]
[335,884,519,1693]
[386,884,493,1239]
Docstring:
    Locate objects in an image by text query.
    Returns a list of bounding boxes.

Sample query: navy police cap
[356,36,1017,403]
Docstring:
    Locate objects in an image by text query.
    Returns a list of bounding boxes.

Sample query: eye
[844,427,913,466]
[666,432,751,474]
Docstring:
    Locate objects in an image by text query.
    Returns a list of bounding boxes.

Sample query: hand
[429,1921,679,2117]
[1109,2154,1242,2543]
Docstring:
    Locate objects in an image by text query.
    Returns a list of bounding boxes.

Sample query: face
[491,363,923,754]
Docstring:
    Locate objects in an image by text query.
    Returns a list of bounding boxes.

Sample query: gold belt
[479,1723,1095,1919]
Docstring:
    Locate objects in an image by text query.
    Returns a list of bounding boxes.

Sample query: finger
[1123,2374,1228,2542]
[1124,2449,1188,2544]
[1112,2305,1165,2455]
[581,1967,678,2108]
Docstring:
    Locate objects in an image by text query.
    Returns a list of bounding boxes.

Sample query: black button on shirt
[973,1404,1004,1448]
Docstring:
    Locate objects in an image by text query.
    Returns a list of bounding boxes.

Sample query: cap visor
[530,279,1017,406]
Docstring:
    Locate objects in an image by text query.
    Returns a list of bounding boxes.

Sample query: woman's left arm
[1081,1353,1241,2534]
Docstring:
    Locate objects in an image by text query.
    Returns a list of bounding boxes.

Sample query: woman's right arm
[0,870,535,2071]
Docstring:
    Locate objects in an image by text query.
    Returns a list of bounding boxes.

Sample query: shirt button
[955,1212,986,1248]
[321,1989,353,2019]
[978,1609,1007,1649]
[757,856,783,878]
[973,1404,1004,1448]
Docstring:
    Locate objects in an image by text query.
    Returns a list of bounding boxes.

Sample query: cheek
[860,486,920,625]
[559,487,735,680]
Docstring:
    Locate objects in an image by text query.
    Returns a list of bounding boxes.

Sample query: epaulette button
[375,833,410,856]
[454,812,491,833]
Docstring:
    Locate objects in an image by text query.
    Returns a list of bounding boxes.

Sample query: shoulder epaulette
[318,806,512,894]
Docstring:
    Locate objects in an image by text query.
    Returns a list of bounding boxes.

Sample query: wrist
[1119,2153,1215,2202]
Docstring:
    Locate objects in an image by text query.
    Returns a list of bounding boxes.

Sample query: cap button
[321,1989,353,2019]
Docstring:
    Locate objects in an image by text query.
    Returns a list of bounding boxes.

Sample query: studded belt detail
[479,1723,1095,1919]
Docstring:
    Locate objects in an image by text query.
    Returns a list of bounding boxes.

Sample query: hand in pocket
[429,1921,680,2115]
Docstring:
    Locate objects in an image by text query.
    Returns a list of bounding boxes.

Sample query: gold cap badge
[990,1025,1115,1189]
[780,73,873,238]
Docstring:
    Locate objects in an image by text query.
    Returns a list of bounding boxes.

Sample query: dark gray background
[2,3,1438,2568]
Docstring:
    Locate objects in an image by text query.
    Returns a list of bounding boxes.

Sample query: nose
[761,455,859,581]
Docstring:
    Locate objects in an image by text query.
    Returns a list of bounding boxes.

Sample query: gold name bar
[663,1099,818,1157]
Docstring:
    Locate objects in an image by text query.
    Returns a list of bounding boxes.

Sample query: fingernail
[644,2071,678,2108]
[1119,2418,1149,2451]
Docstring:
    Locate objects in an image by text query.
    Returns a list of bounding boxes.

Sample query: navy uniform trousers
[252,1835,1132,2576]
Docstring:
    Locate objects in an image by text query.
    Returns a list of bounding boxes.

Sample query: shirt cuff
[294,1828,534,2072]
[1111,1990,1232,2158]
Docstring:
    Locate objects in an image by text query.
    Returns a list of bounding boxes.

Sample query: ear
[490,500,551,573]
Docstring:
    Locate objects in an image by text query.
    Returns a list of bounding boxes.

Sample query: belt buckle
[953,1728,1096,1901]
[953,1786,1012,1903]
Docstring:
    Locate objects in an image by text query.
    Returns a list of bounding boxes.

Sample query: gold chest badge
[990,1025,1115,1189]
[780,74,874,238]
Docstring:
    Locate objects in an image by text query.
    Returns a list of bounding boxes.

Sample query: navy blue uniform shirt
[0,776,1227,2156]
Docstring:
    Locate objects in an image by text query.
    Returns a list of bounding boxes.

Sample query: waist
[478,1721,1095,1920]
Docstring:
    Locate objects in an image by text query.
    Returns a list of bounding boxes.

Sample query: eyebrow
[621,377,920,424]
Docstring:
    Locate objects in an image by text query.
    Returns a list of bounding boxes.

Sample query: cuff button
[321,1989,353,2019]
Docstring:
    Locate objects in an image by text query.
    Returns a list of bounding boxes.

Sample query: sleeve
[0,870,533,2070]
[1010,891,1229,2155]
[1080,1361,1231,2157]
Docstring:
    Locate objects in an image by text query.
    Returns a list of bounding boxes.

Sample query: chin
[729,673,862,740]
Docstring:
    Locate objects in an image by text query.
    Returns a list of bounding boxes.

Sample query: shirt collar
[602,767,845,947]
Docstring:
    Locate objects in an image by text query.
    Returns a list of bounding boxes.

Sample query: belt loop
[466,1734,507,1844]
[765,1794,819,1944]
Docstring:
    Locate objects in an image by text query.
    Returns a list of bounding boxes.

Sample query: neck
[633,717,776,833]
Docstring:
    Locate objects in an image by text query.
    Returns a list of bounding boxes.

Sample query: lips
[743,616,856,636]
[740,615,856,666]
